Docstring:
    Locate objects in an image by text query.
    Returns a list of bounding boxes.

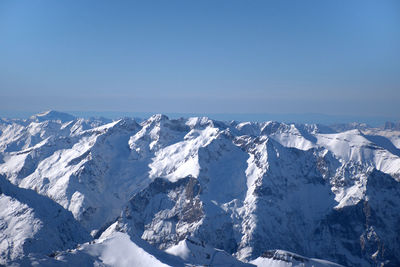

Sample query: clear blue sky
[0,0,399,119]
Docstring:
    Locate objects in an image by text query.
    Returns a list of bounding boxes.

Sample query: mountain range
[1,110,399,266]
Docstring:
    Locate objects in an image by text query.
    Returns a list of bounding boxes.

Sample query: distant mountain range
[1,111,399,266]
[1,110,399,127]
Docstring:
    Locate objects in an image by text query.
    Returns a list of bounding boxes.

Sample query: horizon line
[1,109,399,127]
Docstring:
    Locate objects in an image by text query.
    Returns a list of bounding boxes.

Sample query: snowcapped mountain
[1,111,399,266]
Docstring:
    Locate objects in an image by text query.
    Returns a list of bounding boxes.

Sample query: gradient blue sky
[1,0,399,119]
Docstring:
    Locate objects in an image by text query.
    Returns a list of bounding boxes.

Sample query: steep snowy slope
[0,175,90,265]
[0,111,399,266]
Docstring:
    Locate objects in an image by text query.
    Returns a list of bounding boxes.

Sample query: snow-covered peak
[30,110,76,123]
[186,116,213,129]
[235,121,262,136]
[142,114,169,126]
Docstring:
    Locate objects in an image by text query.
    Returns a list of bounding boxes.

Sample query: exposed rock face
[120,176,203,249]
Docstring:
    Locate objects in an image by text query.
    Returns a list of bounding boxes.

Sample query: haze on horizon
[0,0,399,120]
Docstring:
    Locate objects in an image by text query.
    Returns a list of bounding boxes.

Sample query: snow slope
[250,250,343,267]
[0,174,90,265]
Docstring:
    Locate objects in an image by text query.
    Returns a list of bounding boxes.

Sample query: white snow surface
[81,232,171,267]
[166,238,253,266]
[250,250,343,267]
